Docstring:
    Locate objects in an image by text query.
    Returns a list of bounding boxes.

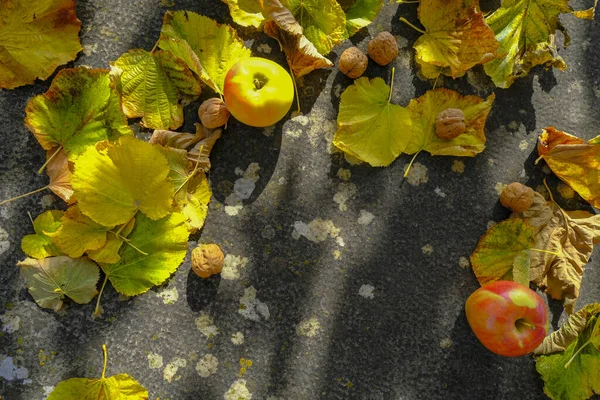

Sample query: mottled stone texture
[1,1,600,399]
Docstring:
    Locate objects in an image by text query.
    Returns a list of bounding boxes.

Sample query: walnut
[191,244,224,279]
[435,108,466,140]
[198,98,229,129]
[367,32,399,66]
[338,47,368,79]
[500,182,535,213]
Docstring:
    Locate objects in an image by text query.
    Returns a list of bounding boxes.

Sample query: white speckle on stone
[336,236,345,247]
[196,354,219,378]
[495,182,507,196]
[487,158,495,166]
[148,353,163,369]
[459,257,471,269]
[519,169,528,179]
[1,313,21,333]
[487,220,497,229]
[225,205,243,216]
[231,332,245,345]
[434,187,447,198]
[508,121,519,131]
[421,244,434,255]
[333,182,358,211]
[333,249,341,260]
[82,42,98,56]
[1,208,9,219]
[158,287,178,305]
[43,385,55,397]
[293,218,340,243]
[440,338,453,349]
[257,43,272,53]
[519,140,529,151]
[40,194,55,208]
[358,284,375,299]
[333,84,343,98]
[568,81,583,94]
[0,226,9,256]
[296,316,321,337]
[452,160,465,174]
[261,225,275,240]
[163,358,186,382]
[285,127,302,138]
[224,379,252,400]
[222,254,248,280]
[234,179,256,200]
[357,210,374,225]
[195,313,219,338]
[239,286,270,322]
[0,356,29,381]
[263,125,276,137]
[404,162,429,186]
[277,177,286,185]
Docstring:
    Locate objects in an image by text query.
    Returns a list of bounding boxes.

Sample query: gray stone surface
[1,1,600,399]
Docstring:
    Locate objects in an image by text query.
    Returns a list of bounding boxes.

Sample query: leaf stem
[94,275,109,318]
[37,146,63,175]
[432,68,441,89]
[404,151,421,178]
[388,67,396,104]
[102,344,108,379]
[27,211,35,227]
[564,339,592,369]
[399,17,426,34]
[542,179,557,204]
[530,248,562,257]
[174,146,203,196]
[118,235,149,256]
[0,186,49,206]
[290,65,301,114]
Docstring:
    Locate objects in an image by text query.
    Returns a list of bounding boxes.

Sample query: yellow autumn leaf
[537,127,600,209]
[333,77,412,167]
[87,217,136,264]
[484,0,596,88]
[71,136,174,226]
[405,88,495,156]
[412,0,499,79]
[0,0,82,89]
[222,0,265,28]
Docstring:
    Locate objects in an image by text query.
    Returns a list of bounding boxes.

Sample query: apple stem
[253,74,268,90]
[515,319,536,331]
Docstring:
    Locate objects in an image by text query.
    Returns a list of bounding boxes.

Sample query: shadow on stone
[186,268,221,312]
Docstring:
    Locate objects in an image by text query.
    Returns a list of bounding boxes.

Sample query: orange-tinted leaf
[537,127,600,209]
[46,147,75,203]
[414,0,499,79]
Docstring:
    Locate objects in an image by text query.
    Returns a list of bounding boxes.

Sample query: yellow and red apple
[465,280,548,357]
[223,57,294,128]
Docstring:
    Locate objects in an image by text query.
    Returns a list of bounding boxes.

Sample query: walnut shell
[338,47,368,79]
[500,182,535,212]
[198,98,229,129]
[367,32,399,66]
[191,244,224,279]
[435,108,466,140]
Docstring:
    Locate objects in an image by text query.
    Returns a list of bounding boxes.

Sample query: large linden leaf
[333,77,412,167]
[536,307,600,400]
[25,68,132,161]
[413,0,499,79]
[48,345,149,400]
[71,136,174,226]
[158,11,251,94]
[405,89,495,156]
[483,0,595,88]
[263,0,334,77]
[535,303,600,355]
[49,205,112,258]
[344,0,383,38]
[100,212,189,296]
[470,219,536,285]
[222,0,265,28]
[537,127,600,209]
[280,0,346,55]
[17,256,99,311]
[111,49,201,130]
[21,210,64,259]
[0,0,82,89]
[513,191,600,314]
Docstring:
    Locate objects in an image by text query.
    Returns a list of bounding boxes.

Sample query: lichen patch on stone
[231,332,245,345]
[148,353,163,369]
[222,254,248,280]
[296,316,321,337]
[404,162,429,186]
[196,354,218,378]
[239,286,270,322]
[293,218,340,243]
[334,182,358,212]
[224,379,252,400]
[163,358,186,382]
[421,244,434,255]
[358,284,375,299]
[157,287,178,305]
[195,313,219,338]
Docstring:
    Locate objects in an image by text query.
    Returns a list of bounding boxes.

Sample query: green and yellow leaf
[71,136,174,226]
[0,0,82,89]
[406,89,494,156]
[17,256,99,311]
[24,68,132,160]
[158,11,251,93]
[21,210,64,259]
[111,49,201,130]
[333,77,412,167]
[100,212,189,297]
[470,219,536,285]
[222,0,265,28]
[87,217,136,265]
[344,0,383,38]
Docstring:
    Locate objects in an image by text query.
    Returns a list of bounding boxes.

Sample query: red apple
[223,57,294,127]
[465,280,548,357]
